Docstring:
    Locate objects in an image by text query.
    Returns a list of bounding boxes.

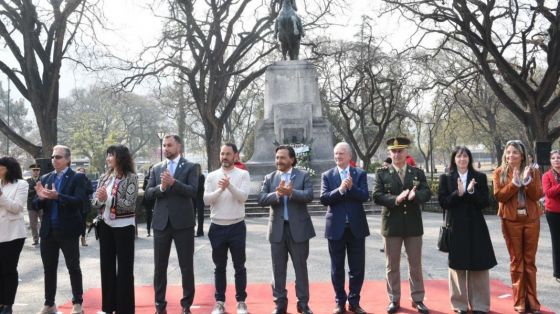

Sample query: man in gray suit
[145,134,199,314]
[258,145,316,314]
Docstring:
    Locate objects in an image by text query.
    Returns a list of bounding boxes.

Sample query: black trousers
[208,221,247,302]
[153,224,194,311]
[0,238,25,305]
[546,211,560,278]
[40,230,83,306]
[195,203,204,235]
[328,226,366,307]
[146,206,153,235]
[99,220,136,313]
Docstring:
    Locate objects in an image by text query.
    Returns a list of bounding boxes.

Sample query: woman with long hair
[542,149,560,283]
[0,157,29,314]
[493,140,542,314]
[92,145,138,313]
[438,146,496,314]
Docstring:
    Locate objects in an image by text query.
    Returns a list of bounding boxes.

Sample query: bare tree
[383,0,560,145]
[121,0,341,170]
[0,0,102,157]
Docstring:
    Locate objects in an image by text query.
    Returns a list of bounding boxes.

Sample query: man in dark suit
[373,137,432,314]
[34,145,87,314]
[320,142,370,314]
[145,134,199,314]
[258,145,315,314]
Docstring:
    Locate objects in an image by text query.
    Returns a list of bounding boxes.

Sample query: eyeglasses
[51,155,64,160]
[32,169,40,171]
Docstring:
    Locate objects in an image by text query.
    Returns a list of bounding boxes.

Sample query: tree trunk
[205,124,223,171]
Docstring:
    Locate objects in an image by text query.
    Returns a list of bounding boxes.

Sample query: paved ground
[15,211,559,313]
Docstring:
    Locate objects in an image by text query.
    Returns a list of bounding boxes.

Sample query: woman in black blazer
[438,146,497,314]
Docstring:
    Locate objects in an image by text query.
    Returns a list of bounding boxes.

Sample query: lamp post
[425,122,435,182]
[6,78,10,155]
[157,132,166,161]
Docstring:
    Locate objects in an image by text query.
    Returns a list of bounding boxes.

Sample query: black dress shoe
[532,311,542,314]
[349,304,367,314]
[272,307,287,314]
[455,311,468,314]
[333,304,345,314]
[472,311,487,314]
[297,303,314,314]
[194,233,204,237]
[412,301,429,314]
[154,310,167,314]
[387,302,400,314]
[181,307,191,314]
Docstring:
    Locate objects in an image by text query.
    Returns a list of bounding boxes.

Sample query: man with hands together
[373,137,432,314]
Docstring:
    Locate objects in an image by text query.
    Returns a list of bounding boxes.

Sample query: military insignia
[393,139,399,146]
[413,180,420,186]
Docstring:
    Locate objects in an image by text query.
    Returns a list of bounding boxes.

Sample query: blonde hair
[499,140,527,184]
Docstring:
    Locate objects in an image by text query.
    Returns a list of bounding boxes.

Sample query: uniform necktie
[398,168,405,184]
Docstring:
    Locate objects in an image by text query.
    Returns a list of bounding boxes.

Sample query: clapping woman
[0,157,29,314]
[542,149,560,283]
[438,146,496,314]
[92,145,138,313]
[493,140,542,314]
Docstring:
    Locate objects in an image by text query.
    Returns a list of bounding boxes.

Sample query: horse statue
[274,0,304,60]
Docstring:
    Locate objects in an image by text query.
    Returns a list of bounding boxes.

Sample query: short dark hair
[164,134,183,146]
[106,144,136,175]
[0,157,23,183]
[275,145,297,167]
[223,143,238,154]
[449,146,475,173]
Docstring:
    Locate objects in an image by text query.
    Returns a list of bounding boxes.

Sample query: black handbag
[437,209,450,253]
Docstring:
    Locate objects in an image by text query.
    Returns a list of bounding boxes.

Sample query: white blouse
[0,179,28,242]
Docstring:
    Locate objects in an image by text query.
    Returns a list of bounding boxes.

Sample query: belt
[517,208,527,215]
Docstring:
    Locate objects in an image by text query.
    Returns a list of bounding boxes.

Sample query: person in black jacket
[76,167,93,246]
[143,165,155,237]
[438,146,497,314]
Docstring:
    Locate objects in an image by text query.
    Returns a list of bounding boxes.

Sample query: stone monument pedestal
[246,60,334,186]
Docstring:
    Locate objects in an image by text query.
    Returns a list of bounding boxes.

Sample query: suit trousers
[195,204,205,236]
[0,238,25,305]
[383,235,425,303]
[28,209,42,242]
[208,221,247,302]
[99,220,136,313]
[40,230,83,306]
[546,211,560,279]
[153,223,195,311]
[448,268,490,312]
[501,217,540,312]
[328,226,365,307]
[270,222,310,308]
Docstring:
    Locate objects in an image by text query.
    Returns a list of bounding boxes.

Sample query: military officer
[373,137,432,314]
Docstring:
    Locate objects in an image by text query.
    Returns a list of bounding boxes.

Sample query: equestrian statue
[274,0,304,60]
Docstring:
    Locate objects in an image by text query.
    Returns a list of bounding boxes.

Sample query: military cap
[29,163,41,170]
[386,137,411,150]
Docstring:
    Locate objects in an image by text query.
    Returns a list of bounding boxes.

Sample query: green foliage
[367,161,382,173]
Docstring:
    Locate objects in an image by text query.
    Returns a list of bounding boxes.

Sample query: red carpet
[61,280,555,313]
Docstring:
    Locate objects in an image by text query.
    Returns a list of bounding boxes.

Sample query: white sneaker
[211,301,225,314]
[237,301,248,314]
[71,303,84,314]
[37,305,57,314]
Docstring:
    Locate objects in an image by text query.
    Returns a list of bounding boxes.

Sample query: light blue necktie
[282,173,289,221]
[340,169,348,181]
[168,160,175,176]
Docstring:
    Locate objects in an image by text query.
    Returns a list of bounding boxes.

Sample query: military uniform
[372,137,431,314]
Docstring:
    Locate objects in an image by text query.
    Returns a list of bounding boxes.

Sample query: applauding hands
[35,181,59,200]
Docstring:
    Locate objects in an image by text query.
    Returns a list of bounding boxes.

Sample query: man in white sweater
[204,143,251,314]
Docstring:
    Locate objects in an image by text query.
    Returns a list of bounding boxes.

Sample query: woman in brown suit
[493,140,542,314]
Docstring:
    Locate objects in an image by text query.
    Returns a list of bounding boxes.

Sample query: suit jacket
[145,157,199,231]
[373,165,432,237]
[438,171,497,270]
[320,166,370,240]
[258,167,316,243]
[35,168,87,238]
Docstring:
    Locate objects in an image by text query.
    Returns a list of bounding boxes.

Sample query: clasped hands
[160,169,176,190]
[34,182,59,200]
[512,166,532,186]
[276,179,293,198]
[396,186,417,204]
[218,174,230,191]
[457,177,477,196]
[339,176,353,193]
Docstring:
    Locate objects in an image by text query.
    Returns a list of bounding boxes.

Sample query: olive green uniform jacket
[373,166,432,237]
